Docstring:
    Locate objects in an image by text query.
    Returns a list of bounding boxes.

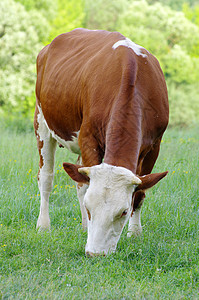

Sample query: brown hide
[35,28,169,175]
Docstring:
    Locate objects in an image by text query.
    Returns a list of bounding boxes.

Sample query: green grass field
[0,124,198,299]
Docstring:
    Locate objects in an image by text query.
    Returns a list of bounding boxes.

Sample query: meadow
[0,123,198,299]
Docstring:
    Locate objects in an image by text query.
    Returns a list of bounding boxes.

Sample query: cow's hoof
[127,225,142,238]
[36,216,50,231]
[36,225,51,232]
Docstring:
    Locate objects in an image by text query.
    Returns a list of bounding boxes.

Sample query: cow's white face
[79,164,141,256]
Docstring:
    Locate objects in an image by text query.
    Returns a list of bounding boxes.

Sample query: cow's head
[63,163,167,256]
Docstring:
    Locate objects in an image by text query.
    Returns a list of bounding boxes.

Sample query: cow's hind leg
[128,139,161,237]
[34,105,57,230]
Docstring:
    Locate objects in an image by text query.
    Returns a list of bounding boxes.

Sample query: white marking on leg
[127,207,142,237]
[36,106,57,230]
[112,38,148,58]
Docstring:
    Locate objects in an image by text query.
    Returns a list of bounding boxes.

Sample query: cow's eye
[121,209,128,217]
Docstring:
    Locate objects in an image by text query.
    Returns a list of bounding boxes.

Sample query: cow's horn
[78,167,90,176]
[132,175,142,185]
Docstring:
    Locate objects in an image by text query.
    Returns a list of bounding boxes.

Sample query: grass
[0,123,198,299]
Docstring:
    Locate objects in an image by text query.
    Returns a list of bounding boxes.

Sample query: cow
[34,28,169,256]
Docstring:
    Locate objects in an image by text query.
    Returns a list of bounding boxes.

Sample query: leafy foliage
[167,81,199,125]
[84,0,129,31]
[15,0,57,20]
[0,0,50,115]
[47,0,85,43]
[0,0,199,125]
[183,2,199,28]
[147,0,198,10]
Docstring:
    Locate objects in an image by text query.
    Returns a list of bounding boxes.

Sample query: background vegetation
[0,0,199,125]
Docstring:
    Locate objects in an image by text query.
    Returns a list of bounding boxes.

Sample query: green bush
[47,0,85,42]
[0,0,199,126]
[0,114,34,134]
[84,0,128,30]
[167,81,199,125]
[0,0,49,115]
[15,0,57,20]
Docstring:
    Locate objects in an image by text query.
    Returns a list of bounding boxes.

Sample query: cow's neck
[103,98,141,173]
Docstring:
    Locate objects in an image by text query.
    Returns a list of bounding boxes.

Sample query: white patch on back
[37,105,81,155]
[112,38,147,58]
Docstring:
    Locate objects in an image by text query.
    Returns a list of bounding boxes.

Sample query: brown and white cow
[34,28,169,256]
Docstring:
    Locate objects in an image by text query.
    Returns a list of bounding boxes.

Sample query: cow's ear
[63,163,90,184]
[137,171,168,191]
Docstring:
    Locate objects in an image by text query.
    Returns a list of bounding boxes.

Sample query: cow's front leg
[76,130,103,230]
[34,105,57,230]
[127,207,143,237]
[76,183,89,230]
[76,156,89,230]
[127,191,145,237]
